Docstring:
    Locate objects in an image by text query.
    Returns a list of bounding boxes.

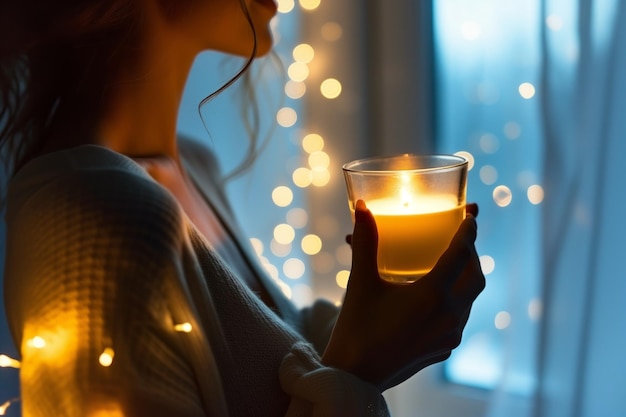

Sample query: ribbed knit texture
[3,144,389,416]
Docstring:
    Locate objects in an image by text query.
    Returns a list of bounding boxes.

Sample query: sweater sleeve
[4,168,215,417]
[280,342,390,417]
[298,299,340,355]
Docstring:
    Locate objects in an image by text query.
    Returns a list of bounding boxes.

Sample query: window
[435,0,542,395]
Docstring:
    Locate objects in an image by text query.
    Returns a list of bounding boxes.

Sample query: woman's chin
[254,39,274,57]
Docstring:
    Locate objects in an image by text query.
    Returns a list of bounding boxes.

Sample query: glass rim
[342,153,468,174]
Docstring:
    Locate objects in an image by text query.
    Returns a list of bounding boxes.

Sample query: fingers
[466,202,479,218]
[452,244,485,305]
[425,215,478,289]
[349,200,380,285]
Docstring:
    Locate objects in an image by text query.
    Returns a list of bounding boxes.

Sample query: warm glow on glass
[277,0,295,13]
[272,185,294,207]
[495,311,512,330]
[479,255,495,275]
[454,151,474,170]
[320,78,342,99]
[174,322,193,333]
[283,258,306,279]
[479,165,498,185]
[527,184,544,204]
[493,185,512,207]
[287,207,308,228]
[292,167,312,188]
[302,133,324,153]
[98,348,115,367]
[285,80,306,99]
[299,0,321,11]
[277,107,297,127]
[274,223,296,244]
[288,62,309,82]
[0,355,20,369]
[310,167,331,186]
[518,82,536,99]
[336,270,350,289]
[293,43,315,63]
[321,22,343,41]
[308,151,330,169]
[301,234,322,255]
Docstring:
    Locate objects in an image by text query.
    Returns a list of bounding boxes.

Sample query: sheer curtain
[533,0,626,416]
[345,0,626,416]
[433,0,626,416]
[485,1,626,416]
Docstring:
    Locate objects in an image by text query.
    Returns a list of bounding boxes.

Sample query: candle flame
[400,187,412,208]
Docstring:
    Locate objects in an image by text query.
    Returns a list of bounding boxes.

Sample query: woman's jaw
[247,0,277,56]
[251,0,278,13]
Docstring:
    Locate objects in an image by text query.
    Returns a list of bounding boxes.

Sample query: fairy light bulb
[0,355,20,369]
[0,398,19,416]
[98,348,115,367]
[28,336,46,349]
[174,323,193,333]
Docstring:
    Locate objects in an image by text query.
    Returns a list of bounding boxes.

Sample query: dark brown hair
[0,1,142,178]
[0,0,264,184]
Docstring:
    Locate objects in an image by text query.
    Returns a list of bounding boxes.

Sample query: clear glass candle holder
[343,154,468,283]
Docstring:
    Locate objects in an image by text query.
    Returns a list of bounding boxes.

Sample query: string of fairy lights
[243,0,352,308]
[0,1,340,414]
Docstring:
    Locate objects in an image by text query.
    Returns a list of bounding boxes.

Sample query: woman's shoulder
[6,145,185,239]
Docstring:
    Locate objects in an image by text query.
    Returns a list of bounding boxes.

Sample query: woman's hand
[322,200,485,392]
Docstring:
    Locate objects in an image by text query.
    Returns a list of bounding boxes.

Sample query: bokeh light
[518,82,536,99]
[301,234,323,255]
[493,185,513,207]
[302,133,324,153]
[274,223,296,244]
[320,78,342,99]
[272,186,294,207]
[277,107,298,127]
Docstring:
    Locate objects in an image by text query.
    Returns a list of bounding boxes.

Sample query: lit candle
[355,194,464,283]
[343,153,468,283]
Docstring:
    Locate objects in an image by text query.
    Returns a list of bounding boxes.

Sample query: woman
[0,0,485,415]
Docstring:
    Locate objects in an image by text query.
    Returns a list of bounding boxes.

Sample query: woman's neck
[96,17,197,163]
[35,2,201,165]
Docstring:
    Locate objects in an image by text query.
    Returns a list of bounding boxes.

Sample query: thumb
[349,200,380,284]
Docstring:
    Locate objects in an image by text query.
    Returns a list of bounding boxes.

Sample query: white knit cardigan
[3,140,389,417]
